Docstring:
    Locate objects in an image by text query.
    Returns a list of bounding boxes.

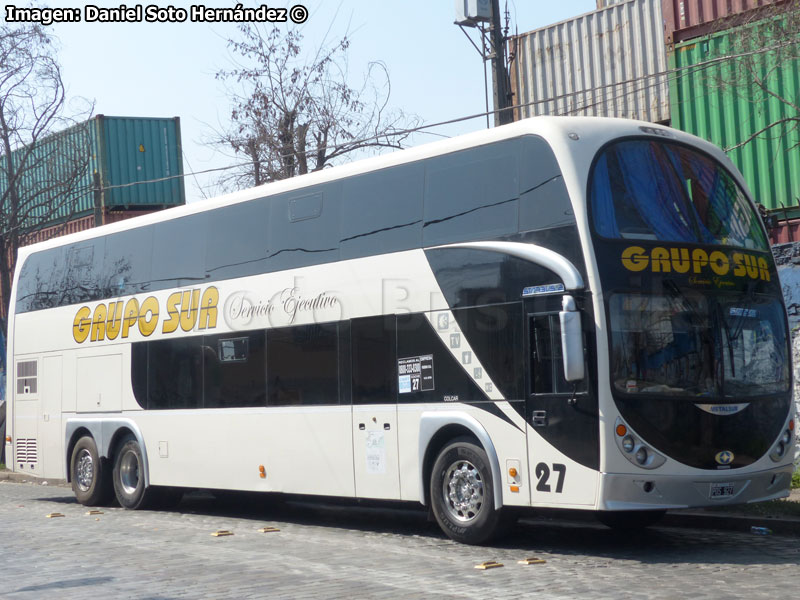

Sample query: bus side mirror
[560,295,585,382]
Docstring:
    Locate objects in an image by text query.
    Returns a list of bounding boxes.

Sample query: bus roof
[16,116,728,258]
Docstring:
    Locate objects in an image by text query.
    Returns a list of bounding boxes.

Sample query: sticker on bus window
[729,307,757,318]
[522,283,565,297]
[397,355,434,393]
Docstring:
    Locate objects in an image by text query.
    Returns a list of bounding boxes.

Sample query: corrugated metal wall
[0,120,100,223]
[510,0,670,123]
[670,20,800,210]
[662,0,783,44]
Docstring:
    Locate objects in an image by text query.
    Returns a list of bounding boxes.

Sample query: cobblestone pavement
[1,480,798,600]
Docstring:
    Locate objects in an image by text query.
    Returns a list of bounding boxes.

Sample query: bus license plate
[710,482,734,499]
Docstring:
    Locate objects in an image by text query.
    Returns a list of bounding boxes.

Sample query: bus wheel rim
[119,450,140,496]
[442,459,484,523]
[75,448,94,492]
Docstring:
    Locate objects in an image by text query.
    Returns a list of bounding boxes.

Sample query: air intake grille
[15,438,38,465]
[16,360,38,395]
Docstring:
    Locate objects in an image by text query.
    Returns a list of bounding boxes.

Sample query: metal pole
[481,24,490,128]
[93,172,103,227]
[489,0,513,126]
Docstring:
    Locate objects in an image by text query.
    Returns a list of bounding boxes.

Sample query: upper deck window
[591,140,767,250]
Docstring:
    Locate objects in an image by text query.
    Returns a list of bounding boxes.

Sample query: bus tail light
[258,465,266,479]
[5,435,10,444]
[615,424,627,437]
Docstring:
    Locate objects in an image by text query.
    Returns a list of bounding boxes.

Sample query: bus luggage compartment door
[350,316,400,499]
[352,406,400,499]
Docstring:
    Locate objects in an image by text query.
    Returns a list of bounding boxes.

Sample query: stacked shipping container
[510,0,798,217]
[669,16,800,213]
[0,115,185,230]
[510,0,670,123]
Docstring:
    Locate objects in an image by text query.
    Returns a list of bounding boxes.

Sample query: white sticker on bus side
[365,430,386,474]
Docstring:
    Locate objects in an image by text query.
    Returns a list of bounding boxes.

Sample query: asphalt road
[1,479,798,600]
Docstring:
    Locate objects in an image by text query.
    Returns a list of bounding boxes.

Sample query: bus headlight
[613,418,666,470]
[770,424,794,462]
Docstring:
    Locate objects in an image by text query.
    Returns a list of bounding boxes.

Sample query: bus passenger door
[527,310,597,507]
[350,316,400,499]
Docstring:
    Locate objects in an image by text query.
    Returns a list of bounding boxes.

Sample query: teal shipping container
[0,115,185,227]
[669,17,800,211]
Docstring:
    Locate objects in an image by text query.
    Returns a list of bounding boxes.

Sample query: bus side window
[340,163,424,260]
[267,323,339,406]
[147,337,205,409]
[530,315,570,395]
[151,215,207,291]
[423,140,519,246]
[351,316,396,404]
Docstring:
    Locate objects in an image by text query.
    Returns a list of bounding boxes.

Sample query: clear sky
[44,0,598,203]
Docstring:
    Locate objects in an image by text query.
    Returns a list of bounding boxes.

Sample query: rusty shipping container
[510,0,670,123]
[663,0,784,44]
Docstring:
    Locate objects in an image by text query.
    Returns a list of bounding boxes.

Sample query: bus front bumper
[597,465,795,511]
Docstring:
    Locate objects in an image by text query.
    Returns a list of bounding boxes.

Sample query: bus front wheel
[70,435,113,506]
[113,437,150,509]
[430,437,501,545]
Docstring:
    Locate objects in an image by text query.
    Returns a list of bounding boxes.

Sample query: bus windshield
[591,139,768,250]
[609,292,789,399]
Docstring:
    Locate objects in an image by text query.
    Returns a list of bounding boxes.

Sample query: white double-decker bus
[4,117,795,544]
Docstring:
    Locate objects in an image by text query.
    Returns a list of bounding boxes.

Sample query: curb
[2,469,799,536]
[0,470,68,487]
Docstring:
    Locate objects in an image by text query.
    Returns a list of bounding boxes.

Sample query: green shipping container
[669,17,800,211]
[98,116,185,209]
[0,115,185,227]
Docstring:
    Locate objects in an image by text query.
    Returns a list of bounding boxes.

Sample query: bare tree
[706,1,800,152]
[211,24,419,190]
[0,23,93,327]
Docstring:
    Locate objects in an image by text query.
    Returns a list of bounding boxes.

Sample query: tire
[113,436,151,509]
[596,509,666,530]
[429,437,501,545]
[70,436,113,506]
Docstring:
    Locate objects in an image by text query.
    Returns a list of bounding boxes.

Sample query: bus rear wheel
[113,437,150,509]
[70,435,113,506]
[430,437,501,545]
